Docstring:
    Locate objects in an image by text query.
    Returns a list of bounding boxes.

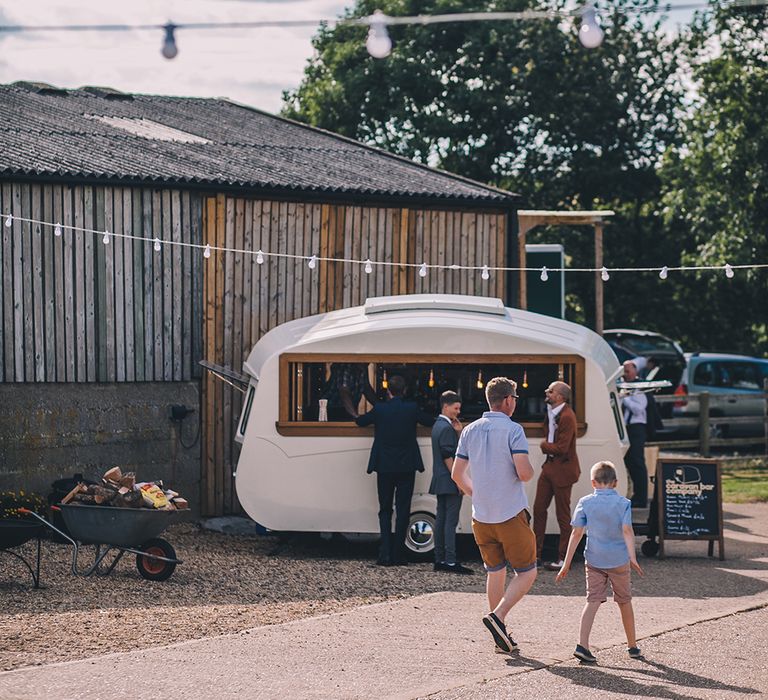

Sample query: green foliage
[0,490,46,520]
[285,1,767,353]
[658,5,768,355]
[284,0,683,328]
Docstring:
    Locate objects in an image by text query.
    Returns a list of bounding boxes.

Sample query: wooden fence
[648,384,768,457]
[200,194,511,515]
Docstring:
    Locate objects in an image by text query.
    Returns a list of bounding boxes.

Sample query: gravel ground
[0,524,485,672]
[3,502,767,676]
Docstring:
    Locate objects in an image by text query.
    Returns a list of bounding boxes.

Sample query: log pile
[61,467,189,510]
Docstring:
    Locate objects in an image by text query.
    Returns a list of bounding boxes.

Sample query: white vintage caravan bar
[235,294,628,554]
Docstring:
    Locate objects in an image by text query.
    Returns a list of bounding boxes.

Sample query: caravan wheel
[406,512,435,558]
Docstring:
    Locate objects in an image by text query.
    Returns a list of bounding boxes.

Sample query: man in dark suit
[356,375,435,565]
[429,391,472,574]
[533,381,580,571]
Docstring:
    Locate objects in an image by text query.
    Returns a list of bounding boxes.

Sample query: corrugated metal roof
[0,83,517,205]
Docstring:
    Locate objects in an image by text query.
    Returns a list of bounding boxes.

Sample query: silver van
[672,353,768,437]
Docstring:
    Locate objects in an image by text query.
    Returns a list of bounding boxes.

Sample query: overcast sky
[0,1,699,115]
[0,0,349,114]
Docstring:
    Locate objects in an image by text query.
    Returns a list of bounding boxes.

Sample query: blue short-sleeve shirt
[572,488,633,569]
[455,411,529,524]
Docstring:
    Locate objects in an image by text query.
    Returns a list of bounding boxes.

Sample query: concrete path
[2,503,767,700]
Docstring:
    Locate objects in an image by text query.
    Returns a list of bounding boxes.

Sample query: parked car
[672,353,768,438]
[603,329,686,418]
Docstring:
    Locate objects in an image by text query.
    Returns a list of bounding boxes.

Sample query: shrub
[0,490,47,520]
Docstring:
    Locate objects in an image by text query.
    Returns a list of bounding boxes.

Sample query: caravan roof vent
[364,294,506,316]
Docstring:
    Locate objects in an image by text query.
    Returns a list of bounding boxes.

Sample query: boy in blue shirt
[556,461,644,663]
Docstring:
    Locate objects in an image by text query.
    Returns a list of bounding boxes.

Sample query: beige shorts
[585,563,632,604]
[472,510,537,573]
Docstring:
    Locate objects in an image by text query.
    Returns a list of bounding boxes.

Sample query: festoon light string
[1,0,766,60]
[4,213,767,280]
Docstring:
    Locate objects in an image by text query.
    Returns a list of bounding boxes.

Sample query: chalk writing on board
[662,463,719,537]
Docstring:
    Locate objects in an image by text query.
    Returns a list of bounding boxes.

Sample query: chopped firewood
[112,490,143,508]
[119,472,136,489]
[73,492,96,504]
[93,485,118,505]
[103,466,122,483]
[171,498,189,510]
[60,483,85,504]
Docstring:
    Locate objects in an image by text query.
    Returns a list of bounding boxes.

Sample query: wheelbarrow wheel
[136,537,177,581]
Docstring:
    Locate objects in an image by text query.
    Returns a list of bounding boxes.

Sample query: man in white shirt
[621,360,648,508]
[452,377,537,654]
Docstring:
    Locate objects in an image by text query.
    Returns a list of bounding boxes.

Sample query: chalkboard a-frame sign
[657,457,725,561]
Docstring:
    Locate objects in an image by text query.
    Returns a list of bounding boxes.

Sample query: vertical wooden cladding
[200,195,508,515]
[0,182,202,383]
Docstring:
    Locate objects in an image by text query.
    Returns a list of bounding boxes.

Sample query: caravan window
[277,353,585,437]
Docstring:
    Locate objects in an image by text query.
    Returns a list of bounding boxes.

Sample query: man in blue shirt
[556,461,644,663]
[452,377,536,654]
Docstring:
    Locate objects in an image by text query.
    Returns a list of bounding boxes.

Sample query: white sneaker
[545,559,565,571]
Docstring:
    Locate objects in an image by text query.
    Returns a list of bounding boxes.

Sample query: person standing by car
[356,375,435,566]
[621,360,648,508]
[429,390,472,575]
[533,381,580,571]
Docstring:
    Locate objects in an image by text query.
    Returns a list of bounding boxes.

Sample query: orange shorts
[471,510,537,573]
[585,563,632,604]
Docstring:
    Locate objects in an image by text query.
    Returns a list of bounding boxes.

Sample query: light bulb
[540,266,549,282]
[419,263,427,278]
[382,369,388,389]
[659,266,668,280]
[449,264,460,270]
[476,370,484,390]
[256,250,264,265]
[725,263,734,279]
[54,223,62,237]
[601,266,609,282]
[4,214,12,228]
[522,370,528,389]
[203,244,211,259]
[428,368,435,388]
[481,265,490,280]
[154,237,162,252]
[161,23,178,59]
[308,254,317,270]
[579,5,604,49]
[102,231,110,245]
[364,259,373,274]
[366,10,392,59]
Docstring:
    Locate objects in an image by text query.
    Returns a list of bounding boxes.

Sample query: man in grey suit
[430,391,473,574]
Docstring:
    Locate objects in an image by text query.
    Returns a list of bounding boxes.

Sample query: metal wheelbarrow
[22,504,184,581]
[0,519,43,588]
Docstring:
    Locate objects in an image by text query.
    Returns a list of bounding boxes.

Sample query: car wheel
[405,511,435,558]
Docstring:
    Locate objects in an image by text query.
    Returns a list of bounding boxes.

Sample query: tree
[283,0,684,329]
[658,5,768,354]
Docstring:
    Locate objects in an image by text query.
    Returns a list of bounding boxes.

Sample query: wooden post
[763,378,768,457]
[699,391,710,457]
[594,222,604,335]
[518,226,528,310]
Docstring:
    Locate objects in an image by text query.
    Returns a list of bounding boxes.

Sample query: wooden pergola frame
[517,210,615,334]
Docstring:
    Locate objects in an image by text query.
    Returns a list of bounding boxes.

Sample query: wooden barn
[0,81,520,515]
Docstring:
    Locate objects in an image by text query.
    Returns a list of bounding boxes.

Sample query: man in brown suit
[533,381,580,571]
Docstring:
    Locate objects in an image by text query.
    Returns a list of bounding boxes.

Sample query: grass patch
[721,458,768,503]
